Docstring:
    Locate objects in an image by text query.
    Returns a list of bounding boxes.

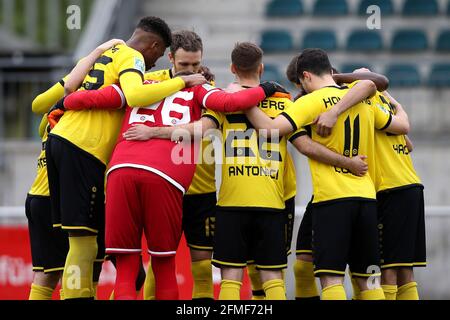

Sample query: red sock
[114,254,140,300]
[151,256,179,300]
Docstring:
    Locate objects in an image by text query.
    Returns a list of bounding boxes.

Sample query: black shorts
[26,195,69,273]
[311,200,380,278]
[377,185,426,269]
[284,197,296,255]
[183,192,217,251]
[46,135,106,233]
[296,198,313,255]
[212,207,287,270]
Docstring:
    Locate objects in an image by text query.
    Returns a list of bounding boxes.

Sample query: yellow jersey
[282,84,392,204]
[30,76,69,196]
[205,93,293,210]
[29,119,50,197]
[51,44,147,165]
[145,69,217,195]
[372,92,422,192]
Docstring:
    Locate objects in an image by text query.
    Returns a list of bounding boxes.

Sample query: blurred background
[0,0,449,299]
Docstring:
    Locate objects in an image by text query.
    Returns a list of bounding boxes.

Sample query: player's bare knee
[397,267,414,286]
[33,271,62,289]
[381,268,398,285]
[320,275,343,289]
[260,270,283,283]
[190,249,212,262]
[297,254,313,263]
[221,267,243,282]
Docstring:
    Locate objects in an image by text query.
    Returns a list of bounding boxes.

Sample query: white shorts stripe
[106,248,142,253]
[148,250,176,257]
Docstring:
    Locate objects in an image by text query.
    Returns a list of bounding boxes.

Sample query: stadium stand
[402,0,439,16]
[302,30,338,51]
[436,29,450,52]
[260,29,294,52]
[346,30,383,51]
[385,64,421,87]
[266,0,303,17]
[358,0,394,16]
[428,63,450,87]
[391,29,428,51]
[313,0,348,16]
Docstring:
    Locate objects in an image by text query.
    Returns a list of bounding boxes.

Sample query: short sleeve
[373,96,393,130]
[280,93,322,131]
[114,45,146,78]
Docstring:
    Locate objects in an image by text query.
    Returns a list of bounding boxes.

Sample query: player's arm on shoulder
[120,72,206,108]
[314,80,377,137]
[32,79,66,114]
[244,107,294,137]
[64,85,125,111]
[123,117,218,141]
[65,39,125,95]
[378,91,410,135]
[333,70,389,92]
[290,133,368,177]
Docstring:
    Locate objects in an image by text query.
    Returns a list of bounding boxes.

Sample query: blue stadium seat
[346,30,383,51]
[262,64,284,83]
[403,0,438,16]
[266,0,303,17]
[340,63,373,74]
[385,64,421,87]
[428,64,450,87]
[436,30,450,52]
[391,29,427,52]
[260,30,294,52]
[313,0,348,16]
[358,0,394,16]
[302,30,337,51]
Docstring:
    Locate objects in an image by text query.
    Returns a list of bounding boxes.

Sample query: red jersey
[64,80,267,193]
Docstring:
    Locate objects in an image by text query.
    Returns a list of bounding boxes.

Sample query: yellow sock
[262,279,286,300]
[351,277,362,300]
[29,284,54,300]
[109,290,115,300]
[321,284,346,300]
[397,282,419,300]
[62,236,98,299]
[219,280,242,300]
[361,288,385,300]
[294,260,319,299]
[191,260,214,299]
[381,285,398,300]
[60,288,65,300]
[247,264,265,300]
[143,261,155,300]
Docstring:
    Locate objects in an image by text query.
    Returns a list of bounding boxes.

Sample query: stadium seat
[266,0,303,17]
[428,64,450,87]
[385,64,421,87]
[402,0,438,16]
[436,30,450,52]
[391,29,428,52]
[313,0,348,16]
[346,30,383,51]
[260,30,294,52]
[262,64,284,83]
[340,63,373,74]
[358,0,394,16]
[302,30,337,51]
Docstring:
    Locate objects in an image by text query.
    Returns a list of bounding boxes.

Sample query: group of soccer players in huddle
[25,15,425,301]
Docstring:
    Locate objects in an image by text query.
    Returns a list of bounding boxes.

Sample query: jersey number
[343,115,360,157]
[129,91,193,126]
[82,56,113,91]
[224,114,282,162]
